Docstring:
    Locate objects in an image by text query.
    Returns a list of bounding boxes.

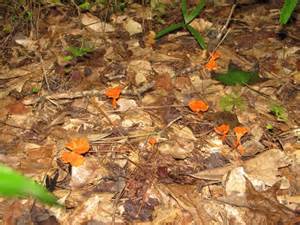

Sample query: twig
[23,89,104,105]
[244,83,272,99]
[23,82,155,106]
[70,0,81,16]
[217,4,236,40]
[159,116,182,135]
[212,28,231,54]
[37,54,51,91]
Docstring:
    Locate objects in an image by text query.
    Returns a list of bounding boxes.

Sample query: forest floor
[0,0,299,224]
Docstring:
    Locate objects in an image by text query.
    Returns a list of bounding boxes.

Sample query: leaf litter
[0,1,299,224]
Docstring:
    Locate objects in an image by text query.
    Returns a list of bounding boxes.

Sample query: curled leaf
[65,137,90,154]
[214,124,230,141]
[188,99,209,112]
[105,86,122,109]
[61,151,85,167]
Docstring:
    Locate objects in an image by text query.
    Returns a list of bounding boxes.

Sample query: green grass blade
[181,0,188,23]
[186,24,206,49]
[280,0,299,24]
[155,22,185,39]
[185,0,206,24]
[0,164,61,206]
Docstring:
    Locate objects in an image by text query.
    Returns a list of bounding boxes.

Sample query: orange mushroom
[65,137,90,154]
[188,99,209,113]
[61,136,90,167]
[61,151,85,167]
[148,137,157,146]
[205,51,220,71]
[214,124,230,141]
[233,126,248,154]
[105,86,121,109]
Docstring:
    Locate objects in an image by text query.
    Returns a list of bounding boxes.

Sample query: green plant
[0,164,61,206]
[266,124,273,130]
[79,1,91,11]
[220,93,245,112]
[269,103,288,122]
[212,63,261,86]
[279,0,299,25]
[155,0,206,49]
[63,45,94,61]
[32,87,39,93]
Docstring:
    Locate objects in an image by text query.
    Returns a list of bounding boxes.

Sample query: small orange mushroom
[148,137,157,146]
[205,51,220,71]
[188,99,209,113]
[214,124,230,141]
[65,137,90,154]
[233,126,248,154]
[105,86,121,109]
[61,151,85,167]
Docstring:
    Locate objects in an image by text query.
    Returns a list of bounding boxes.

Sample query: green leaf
[63,55,73,62]
[79,1,91,11]
[186,24,206,49]
[181,0,188,22]
[0,164,61,206]
[185,0,206,24]
[212,64,261,86]
[32,87,39,93]
[66,46,93,58]
[155,22,185,39]
[279,0,299,24]
[266,124,273,130]
[270,103,288,122]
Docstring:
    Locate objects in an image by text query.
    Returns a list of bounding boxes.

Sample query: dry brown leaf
[6,101,28,115]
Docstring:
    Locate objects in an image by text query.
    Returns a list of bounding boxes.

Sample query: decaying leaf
[6,101,28,115]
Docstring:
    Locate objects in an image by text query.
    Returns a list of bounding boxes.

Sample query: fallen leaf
[124,18,142,36]
[81,13,115,33]
[61,151,85,167]
[105,86,121,109]
[117,98,138,112]
[65,137,90,154]
[188,99,209,112]
[7,101,28,115]
[214,124,230,141]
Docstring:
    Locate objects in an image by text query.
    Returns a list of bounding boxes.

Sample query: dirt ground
[0,0,299,224]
